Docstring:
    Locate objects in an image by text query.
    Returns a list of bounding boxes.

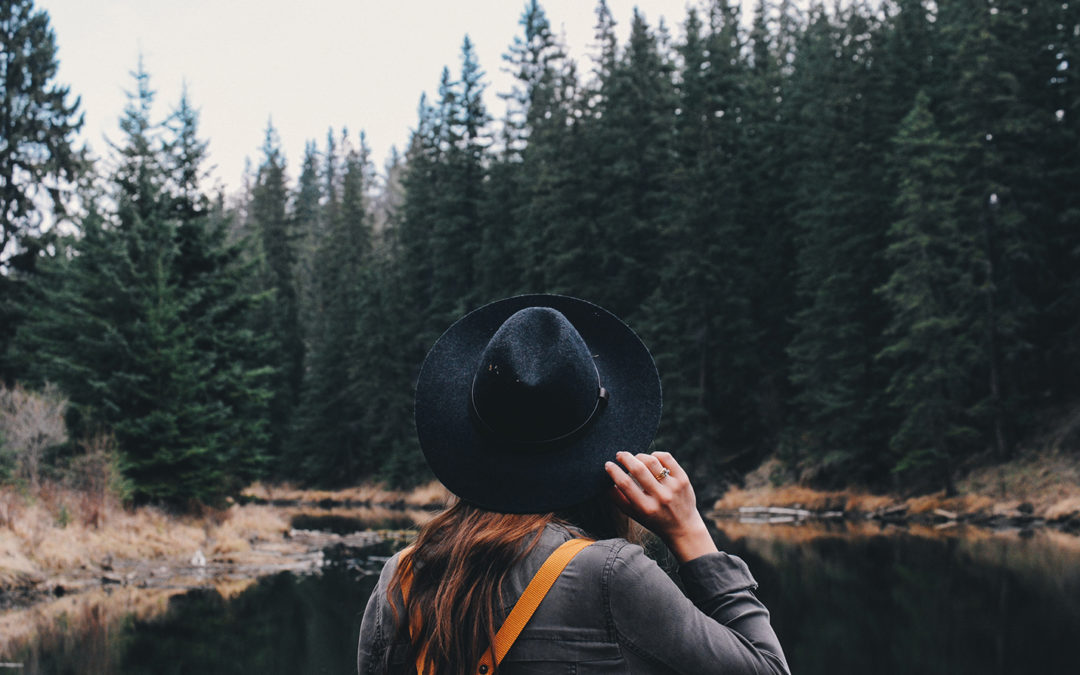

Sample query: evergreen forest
[2,0,1079,505]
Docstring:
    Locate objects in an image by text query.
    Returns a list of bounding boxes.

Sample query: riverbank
[713,450,1080,533]
[5,449,1080,654]
[0,480,445,653]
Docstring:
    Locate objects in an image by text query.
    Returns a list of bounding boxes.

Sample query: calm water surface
[9,522,1080,674]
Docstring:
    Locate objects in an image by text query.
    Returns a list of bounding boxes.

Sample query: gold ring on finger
[654,467,670,482]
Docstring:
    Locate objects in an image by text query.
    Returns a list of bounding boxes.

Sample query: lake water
[7,520,1080,674]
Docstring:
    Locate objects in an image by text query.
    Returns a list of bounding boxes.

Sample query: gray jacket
[357,523,790,675]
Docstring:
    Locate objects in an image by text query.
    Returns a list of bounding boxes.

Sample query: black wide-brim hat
[415,294,662,514]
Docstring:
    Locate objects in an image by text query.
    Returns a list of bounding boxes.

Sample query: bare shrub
[0,382,68,491]
[0,489,22,528]
[68,432,129,528]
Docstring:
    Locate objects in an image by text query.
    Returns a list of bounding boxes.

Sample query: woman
[357,295,789,675]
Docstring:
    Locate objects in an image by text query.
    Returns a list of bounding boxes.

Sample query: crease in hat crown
[471,307,605,446]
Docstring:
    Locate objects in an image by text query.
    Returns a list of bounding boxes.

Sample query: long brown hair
[387,496,633,675]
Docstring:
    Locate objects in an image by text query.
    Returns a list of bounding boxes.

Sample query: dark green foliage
[586,8,676,317]
[0,0,84,265]
[638,1,756,477]
[247,123,302,461]
[877,91,981,493]
[1046,1,1080,394]
[784,2,896,482]
[275,0,1080,491]
[290,131,380,483]
[0,0,86,378]
[13,0,1080,496]
[15,65,270,505]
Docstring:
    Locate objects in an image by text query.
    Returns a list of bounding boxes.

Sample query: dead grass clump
[206,504,288,557]
[714,484,894,514]
[241,480,449,508]
[66,432,129,528]
[0,489,23,529]
[957,449,1080,516]
[1046,496,1080,521]
[905,492,996,516]
[0,530,41,587]
[400,481,450,507]
[6,491,205,573]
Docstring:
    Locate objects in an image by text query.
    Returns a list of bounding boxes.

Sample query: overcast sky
[39,0,754,196]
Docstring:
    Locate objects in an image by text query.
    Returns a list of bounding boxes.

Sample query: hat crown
[472,307,601,445]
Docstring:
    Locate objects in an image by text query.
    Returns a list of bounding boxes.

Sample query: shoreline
[5,454,1080,652]
[711,502,1080,534]
[712,450,1080,535]
[0,481,442,654]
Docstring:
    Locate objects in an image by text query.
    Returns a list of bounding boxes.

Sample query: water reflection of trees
[713,522,1080,675]
[9,522,1079,675]
[11,570,376,675]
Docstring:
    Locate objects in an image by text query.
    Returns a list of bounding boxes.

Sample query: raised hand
[605,451,719,563]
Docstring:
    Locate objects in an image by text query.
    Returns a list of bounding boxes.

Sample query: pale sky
[38,0,757,195]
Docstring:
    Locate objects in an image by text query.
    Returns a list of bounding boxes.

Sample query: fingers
[652,451,687,481]
[605,456,649,504]
[636,453,668,484]
[616,451,668,495]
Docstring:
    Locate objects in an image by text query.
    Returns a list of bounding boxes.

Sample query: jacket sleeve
[357,555,397,675]
[607,544,790,675]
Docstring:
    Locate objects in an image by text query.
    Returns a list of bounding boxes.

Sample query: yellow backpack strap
[399,538,594,675]
[477,537,594,674]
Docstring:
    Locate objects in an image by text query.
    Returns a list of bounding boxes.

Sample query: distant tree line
[2,0,1078,504]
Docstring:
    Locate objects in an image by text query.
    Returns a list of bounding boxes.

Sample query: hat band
[469,371,610,446]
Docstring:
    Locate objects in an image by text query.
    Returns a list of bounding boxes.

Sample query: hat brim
[414,295,662,513]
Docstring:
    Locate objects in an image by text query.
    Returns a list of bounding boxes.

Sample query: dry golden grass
[905,492,997,515]
[958,449,1080,517]
[203,504,289,557]
[1046,496,1080,521]
[1,479,446,598]
[0,485,305,588]
[0,531,41,587]
[713,484,894,514]
[241,480,450,508]
[14,498,205,573]
[716,450,1080,521]
[282,504,437,530]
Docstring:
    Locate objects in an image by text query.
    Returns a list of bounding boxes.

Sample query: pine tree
[637,7,717,467]
[936,0,1044,456]
[396,95,444,351]
[17,65,270,504]
[740,0,798,442]
[501,0,569,159]
[249,122,303,460]
[499,0,580,294]
[0,0,85,270]
[164,84,208,219]
[582,8,675,317]
[0,0,86,379]
[475,132,524,300]
[638,0,767,479]
[291,130,378,483]
[1046,0,1080,397]
[784,3,895,482]
[428,48,488,324]
[877,91,981,494]
[292,140,323,344]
